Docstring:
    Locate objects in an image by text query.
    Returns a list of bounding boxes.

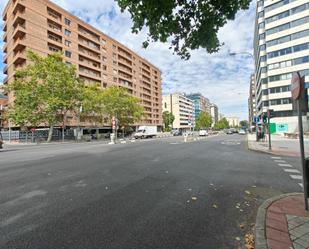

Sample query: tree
[6,51,84,142]
[117,0,251,59]
[162,111,175,131]
[240,120,249,128]
[99,86,144,128]
[214,118,229,130]
[195,111,212,130]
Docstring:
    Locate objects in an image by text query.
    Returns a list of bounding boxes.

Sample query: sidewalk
[255,193,309,249]
[247,134,309,157]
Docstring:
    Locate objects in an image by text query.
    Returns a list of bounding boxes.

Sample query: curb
[255,192,301,249]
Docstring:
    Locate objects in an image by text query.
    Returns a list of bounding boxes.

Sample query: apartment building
[248,74,257,125]
[162,93,195,131]
[210,103,219,125]
[226,117,240,128]
[254,0,309,133]
[2,0,162,129]
[186,93,211,118]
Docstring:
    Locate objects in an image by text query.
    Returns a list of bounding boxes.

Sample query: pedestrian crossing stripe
[290,175,303,180]
[284,169,301,173]
[271,157,281,159]
[278,164,292,167]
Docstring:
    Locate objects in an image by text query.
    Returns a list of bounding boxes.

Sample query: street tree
[6,51,84,142]
[116,0,251,59]
[195,111,212,130]
[240,120,249,128]
[162,111,175,131]
[214,118,229,130]
[99,86,144,129]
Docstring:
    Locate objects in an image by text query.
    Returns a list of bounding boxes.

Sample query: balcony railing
[47,7,61,21]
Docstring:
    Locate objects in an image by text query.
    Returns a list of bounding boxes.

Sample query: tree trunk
[47,124,54,143]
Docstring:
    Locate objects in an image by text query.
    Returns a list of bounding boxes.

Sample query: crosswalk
[270,156,303,189]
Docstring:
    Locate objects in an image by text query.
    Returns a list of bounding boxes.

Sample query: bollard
[184,133,188,143]
[110,133,115,144]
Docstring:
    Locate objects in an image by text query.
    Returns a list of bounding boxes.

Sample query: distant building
[218,113,225,121]
[186,93,210,118]
[226,117,240,127]
[248,74,256,126]
[210,104,219,125]
[162,93,195,131]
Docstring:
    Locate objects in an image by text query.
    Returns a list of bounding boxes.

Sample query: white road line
[274,160,286,163]
[271,156,282,159]
[284,169,301,173]
[278,164,293,167]
[290,175,303,180]
[299,183,304,188]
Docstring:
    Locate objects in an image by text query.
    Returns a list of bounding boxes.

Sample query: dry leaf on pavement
[212,204,218,209]
[191,197,197,201]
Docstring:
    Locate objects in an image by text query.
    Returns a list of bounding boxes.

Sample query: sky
[0,0,256,120]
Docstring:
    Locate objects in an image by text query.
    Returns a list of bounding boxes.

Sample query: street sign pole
[291,72,308,210]
[297,99,308,210]
[267,111,271,151]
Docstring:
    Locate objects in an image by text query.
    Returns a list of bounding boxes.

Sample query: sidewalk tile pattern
[287,215,309,249]
[265,194,309,249]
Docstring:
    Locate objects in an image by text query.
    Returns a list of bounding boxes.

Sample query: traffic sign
[291,72,301,100]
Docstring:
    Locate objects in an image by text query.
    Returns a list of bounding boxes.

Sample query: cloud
[0,0,256,120]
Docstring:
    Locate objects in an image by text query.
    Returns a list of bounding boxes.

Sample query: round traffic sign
[291,72,301,100]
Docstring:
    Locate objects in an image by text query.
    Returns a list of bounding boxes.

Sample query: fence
[0,129,75,142]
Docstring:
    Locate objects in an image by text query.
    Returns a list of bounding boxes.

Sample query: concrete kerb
[255,193,301,249]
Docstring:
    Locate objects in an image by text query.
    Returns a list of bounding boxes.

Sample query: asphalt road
[0,134,301,249]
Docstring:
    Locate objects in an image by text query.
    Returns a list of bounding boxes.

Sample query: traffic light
[268,109,275,119]
[261,113,268,124]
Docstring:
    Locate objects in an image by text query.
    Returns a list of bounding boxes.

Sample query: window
[112,44,116,49]
[258,11,264,18]
[64,18,71,26]
[257,1,263,7]
[113,77,117,82]
[102,56,107,62]
[259,33,265,40]
[260,44,266,51]
[65,50,72,58]
[291,16,309,28]
[266,23,290,35]
[65,29,71,36]
[265,0,293,13]
[65,40,71,47]
[259,22,265,29]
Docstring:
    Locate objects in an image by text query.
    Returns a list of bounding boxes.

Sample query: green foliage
[117,0,251,59]
[98,86,144,128]
[240,120,249,128]
[195,111,212,130]
[6,50,84,141]
[213,118,229,130]
[162,111,175,131]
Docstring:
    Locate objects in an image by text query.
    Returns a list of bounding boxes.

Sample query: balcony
[48,43,62,53]
[78,35,100,52]
[3,42,7,53]
[13,50,27,65]
[118,62,132,74]
[47,19,62,33]
[3,65,8,75]
[118,54,132,66]
[13,15,25,28]
[118,47,132,60]
[3,21,7,32]
[47,31,62,44]
[13,38,26,54]
[78,45,101,62]
[12,24,26,40]
[47,7,61,22]
[78,25,100,43]
[79,56,101,70]
[79,66,101,81]
[13,2,26,15]
[3,32,7,43]
[3,76,8,84]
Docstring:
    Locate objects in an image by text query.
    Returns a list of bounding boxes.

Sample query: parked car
[199,130,208,136]
[134,126,157,139]
[239,129,246,135]
[172,130,182,136]
[226,129,233,135]
[0,132,3,149]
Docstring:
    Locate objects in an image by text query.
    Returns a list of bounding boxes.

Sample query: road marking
[299,183,303,188]
[274,160,286,163]
[278,164,293,167]
[284,169,301,173]
[271,156,281,159]
[170,142,179,145]
[290,175,303,180]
